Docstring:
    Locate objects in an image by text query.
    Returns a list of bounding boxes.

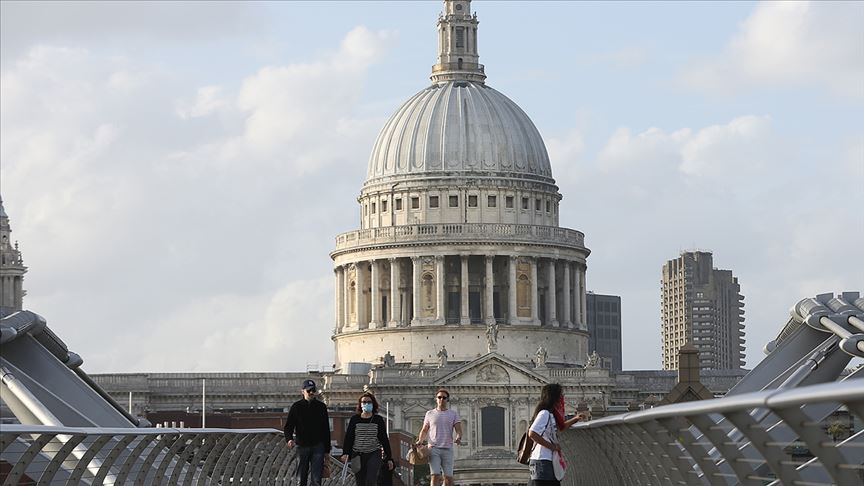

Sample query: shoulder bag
[407,444,429,465]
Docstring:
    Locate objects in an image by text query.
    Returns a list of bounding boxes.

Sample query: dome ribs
[395,89,431,174]
[364,81,555,185]
[473,85,509,172]
[416,87,439,171]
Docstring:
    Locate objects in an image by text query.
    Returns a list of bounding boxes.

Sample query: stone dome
[365,81,554,186]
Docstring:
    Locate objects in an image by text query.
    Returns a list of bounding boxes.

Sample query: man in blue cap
[284,379,332,486]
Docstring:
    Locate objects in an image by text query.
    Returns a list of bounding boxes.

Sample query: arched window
[481,406,505,446]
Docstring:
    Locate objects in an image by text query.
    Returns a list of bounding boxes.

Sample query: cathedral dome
[365,81,553,186]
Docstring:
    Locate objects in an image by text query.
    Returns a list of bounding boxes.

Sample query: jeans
[296,444,326,486]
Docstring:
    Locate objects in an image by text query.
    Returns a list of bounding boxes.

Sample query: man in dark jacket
[284,379,332,486]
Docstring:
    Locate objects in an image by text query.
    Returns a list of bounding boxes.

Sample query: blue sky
[1,1,862,373]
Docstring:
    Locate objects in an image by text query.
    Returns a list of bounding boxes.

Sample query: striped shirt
[343,414,392,459]
[423,408,461,448]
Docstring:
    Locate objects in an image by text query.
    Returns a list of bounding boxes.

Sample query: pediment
[435,353,549,387]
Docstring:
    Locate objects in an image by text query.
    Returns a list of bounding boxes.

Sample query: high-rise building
[0,196,27,316]
[586,292,622,371]
[661,251,745,370]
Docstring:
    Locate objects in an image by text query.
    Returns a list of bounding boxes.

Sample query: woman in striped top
[341,392,394,486]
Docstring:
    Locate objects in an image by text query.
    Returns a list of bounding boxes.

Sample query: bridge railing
[0,425,352,485]
[560,377,864,486]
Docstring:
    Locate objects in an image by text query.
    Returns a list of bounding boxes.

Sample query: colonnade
[334,255,586,333]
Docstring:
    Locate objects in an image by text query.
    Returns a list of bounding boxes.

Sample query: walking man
[416,388,462,486]
[284,379,331,486]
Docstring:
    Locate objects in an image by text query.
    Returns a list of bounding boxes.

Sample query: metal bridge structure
[1,291,862,485]
[562,292,864,486]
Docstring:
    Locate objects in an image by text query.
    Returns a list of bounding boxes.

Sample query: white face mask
[361,403,373,413]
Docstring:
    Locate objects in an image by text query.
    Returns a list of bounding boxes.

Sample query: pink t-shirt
[423,408,461,448]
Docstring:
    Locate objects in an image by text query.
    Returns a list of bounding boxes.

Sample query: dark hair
[436,388,450,399]
[532,383,563,421]
[355,392,379,414]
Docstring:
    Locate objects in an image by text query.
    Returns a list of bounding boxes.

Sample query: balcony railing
[333,223,585,253]
[560,377,864,486]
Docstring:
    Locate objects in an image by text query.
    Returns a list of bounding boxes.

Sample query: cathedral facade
[331,0,590,373]
[325,1,604,482]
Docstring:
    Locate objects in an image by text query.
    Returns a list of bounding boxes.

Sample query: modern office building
[661,251,745,370]
[586,292,622,371]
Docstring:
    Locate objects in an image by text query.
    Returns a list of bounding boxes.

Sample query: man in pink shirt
[417,388,462,486]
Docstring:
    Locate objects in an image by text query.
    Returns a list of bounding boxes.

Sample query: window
[371,202,376,214]
[546,200,551,212]
[449,195,459,207]
[411,197,420,209]
[505,196,514,209]
[455,27,465,48]
[381,200,388,212]
[521,197,529,210]
[429,196,440,208]
[481,406,505,446]
[535,198,541,211]
[488,195,497,208]
[395,198,403,211]
[468,195,478,207]
[364,205,368,215]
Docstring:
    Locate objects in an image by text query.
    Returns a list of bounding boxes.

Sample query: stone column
[547,259,559,327]
[562,261,572,328]
[508,256,517,324]
[411,257,421,325]
[370,259,381,329]
[460,255,470,325]
[484,255,495,325]
[579,264,587,329]
[389,258,400,327]
[530,257,539,325]
[343,264,351,329]
[334,267,343,331]
[356,262,367,329]
[436,255,445,323]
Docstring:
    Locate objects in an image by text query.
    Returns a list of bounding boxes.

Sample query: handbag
[552,450,566,480]
[349,455,362,474]
[406,444,429,465]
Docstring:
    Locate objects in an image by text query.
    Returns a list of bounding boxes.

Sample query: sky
[1,0,862,373]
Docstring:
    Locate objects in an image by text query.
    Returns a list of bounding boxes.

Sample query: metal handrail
[0,426,354,485]
[560,377,864,485]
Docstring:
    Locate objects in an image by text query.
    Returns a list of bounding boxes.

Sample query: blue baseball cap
[302,379,317,391]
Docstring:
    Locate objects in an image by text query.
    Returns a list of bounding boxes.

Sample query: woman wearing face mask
[341,392,394,486]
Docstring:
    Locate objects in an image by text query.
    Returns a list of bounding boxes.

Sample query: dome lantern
[431,0,486,84]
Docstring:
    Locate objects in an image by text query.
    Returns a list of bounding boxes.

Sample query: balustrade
[334,223,584,252]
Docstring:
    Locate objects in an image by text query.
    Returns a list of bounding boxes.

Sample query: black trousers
[354,451,383,486]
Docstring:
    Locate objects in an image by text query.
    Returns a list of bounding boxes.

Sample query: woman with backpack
[527,383,586,485]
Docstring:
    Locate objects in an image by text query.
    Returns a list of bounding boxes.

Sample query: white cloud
[1,27,394,373]
[175,86,228,119]
[551,115,863,369]
[682,2,864,99]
